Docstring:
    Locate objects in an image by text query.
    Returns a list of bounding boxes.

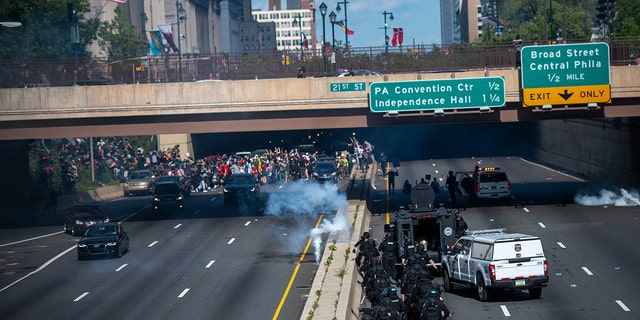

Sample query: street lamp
[175,1,186,57]
[319,2,328,74]
[336,0,349,53]
[382,11,394,53]
[329,11,337,72]
[292,13,304,61]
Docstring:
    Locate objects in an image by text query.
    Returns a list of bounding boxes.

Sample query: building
[440,0,482,45]
[253,8,314,53]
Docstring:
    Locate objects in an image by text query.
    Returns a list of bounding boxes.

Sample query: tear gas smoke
[574,188,640,206]
[264,180,350,264]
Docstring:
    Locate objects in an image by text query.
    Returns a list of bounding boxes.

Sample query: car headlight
[250,187,256,192]
[78,243,87,248]
[177,196,183,201]
[223,188,229,193]
[75,220,83,225]
[107,242,117,246]
[313,172,319,177]
[153,197,160,202]
[104,218,109,223]
[331,172,337,176]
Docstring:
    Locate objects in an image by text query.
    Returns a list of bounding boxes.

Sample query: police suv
[441,228,548,301]
[456,167,511,201]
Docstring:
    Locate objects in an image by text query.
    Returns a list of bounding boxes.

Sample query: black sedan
[64,204,110,237]
[77,223,129,260]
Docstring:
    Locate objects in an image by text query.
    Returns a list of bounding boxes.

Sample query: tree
[0,0,99,59]
[97,7,147,57]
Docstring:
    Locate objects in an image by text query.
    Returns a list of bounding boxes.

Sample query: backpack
[419,287,442,320]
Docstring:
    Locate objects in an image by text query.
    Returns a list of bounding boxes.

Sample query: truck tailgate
[494,259,546,280]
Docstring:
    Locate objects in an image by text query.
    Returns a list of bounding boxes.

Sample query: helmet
[363,232,370,238]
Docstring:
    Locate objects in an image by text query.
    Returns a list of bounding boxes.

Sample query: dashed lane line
[148,241,158,247]
[115,264,128,272]
[74,292,89,302]
[174,223,182,229]
[557,242,566,249]
[500,305,511,316]
[227,238,236,245]
[178,288,190,298]
[205,260,216,268]
[0,231,65,247]
[615,300,631,312]
[538,222,547,228]
[244,221,251,227]
[581,267,594,276]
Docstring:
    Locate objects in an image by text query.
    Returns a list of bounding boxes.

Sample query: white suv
[441,229,549,301]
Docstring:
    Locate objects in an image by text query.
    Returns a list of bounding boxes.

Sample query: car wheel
[442,269,453,292]
[477,274,490,301]
[529,287,542,299]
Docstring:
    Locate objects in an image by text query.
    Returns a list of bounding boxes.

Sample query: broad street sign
[369,77,505,113]
[330,82,366,92]
[521,42,610,107]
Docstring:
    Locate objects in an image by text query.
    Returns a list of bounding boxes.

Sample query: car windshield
[85,225,117,237]
[158,176,180,183]
[315,162,335,170]
[129,171,150,180]
[479,172,508,183]
[155,183,180,194]
[228,175,254,185]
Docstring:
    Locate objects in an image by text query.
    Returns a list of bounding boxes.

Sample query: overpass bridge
[0,66,639,141]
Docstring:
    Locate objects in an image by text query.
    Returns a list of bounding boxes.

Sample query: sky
[252,0,442,48]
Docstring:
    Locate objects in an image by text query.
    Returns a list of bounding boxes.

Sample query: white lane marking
[519,158,587,182]
[244,221,251,227]
[115,264,128,272]
[523,207,530,213]
[0,245,76,293]
[615,300,631,312]
[74,292,90,302]
[174,223,182,229]
[227,238,236,245]
[205,260,216,268]
[557,242,566,249]
[0,231,65,247]
[538,222,547,228]
[582,267,594,276]
[148,241,158,247]
[500,305,511,316]
[178,288,190,298]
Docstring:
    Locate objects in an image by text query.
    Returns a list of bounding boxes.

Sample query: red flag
[397,27,404,46]
[391,28,398,46]
[107,0,128,3]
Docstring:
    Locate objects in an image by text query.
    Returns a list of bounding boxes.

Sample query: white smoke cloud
[264,180,351,264]
[574,188,640,206]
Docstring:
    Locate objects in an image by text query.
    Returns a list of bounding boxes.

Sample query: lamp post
[329,11,337,72]
[176,1,186,57]
[382,11,394,54]
[319,2,328,74]
[292,13,304,62]
[336,0,349,53]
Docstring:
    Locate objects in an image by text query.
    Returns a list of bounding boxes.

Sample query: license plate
[515,279,526,286]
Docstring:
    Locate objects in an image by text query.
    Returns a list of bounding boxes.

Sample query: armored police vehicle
[384,180,458,274]
[441,228,549,301]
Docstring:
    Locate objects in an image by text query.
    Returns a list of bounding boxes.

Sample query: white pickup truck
[441,229,549,301]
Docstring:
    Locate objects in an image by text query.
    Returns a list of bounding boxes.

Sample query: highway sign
[521,42,610,107]
[369,77,505,113]
[330,82,366,92]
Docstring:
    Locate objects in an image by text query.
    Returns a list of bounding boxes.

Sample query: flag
[158,23,179,53]
[335,20,354,35]
[301,32,309,49]
[149,30,166,55]
[107,0,128,3]
[391,27,404,46]
[482,16,500,27]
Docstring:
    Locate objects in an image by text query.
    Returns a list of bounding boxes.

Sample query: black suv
[152,181,185,212]
[223,173,260,205]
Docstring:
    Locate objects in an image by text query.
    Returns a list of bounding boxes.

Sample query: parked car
[123,170,154,196]
[223,173,260,205]
[77,223,129,260]
[152,181,185,212]
[64,204,110,237]
[336,69,383,77]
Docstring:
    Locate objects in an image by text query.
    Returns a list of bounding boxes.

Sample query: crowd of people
[33,136,380,198]
[354,232,454,320]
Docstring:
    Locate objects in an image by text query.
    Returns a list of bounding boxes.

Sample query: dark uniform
[379,235,399,282]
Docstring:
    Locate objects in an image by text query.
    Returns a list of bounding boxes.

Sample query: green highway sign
[330,82,366,92]
[369,77,505,113]
[520,42,611,106]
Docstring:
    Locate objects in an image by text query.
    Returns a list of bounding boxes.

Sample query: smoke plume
[574,188,640,206]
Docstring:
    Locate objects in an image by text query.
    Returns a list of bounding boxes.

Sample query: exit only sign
[520,42,610,107]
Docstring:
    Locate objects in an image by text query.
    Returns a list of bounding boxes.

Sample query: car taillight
[476,183,481,192]
[543,260,548,275]
[508,181,511,190]
[489,264,496,280]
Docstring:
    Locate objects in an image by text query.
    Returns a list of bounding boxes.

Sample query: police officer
[455,212,468,238]
[445,171,457,205]
[378,234,399,283]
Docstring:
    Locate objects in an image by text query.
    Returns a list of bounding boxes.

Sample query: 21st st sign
[521,42,610,107]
